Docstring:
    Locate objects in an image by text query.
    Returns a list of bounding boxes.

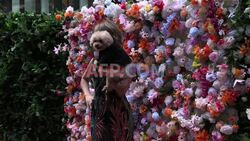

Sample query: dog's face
[90,30,114,51]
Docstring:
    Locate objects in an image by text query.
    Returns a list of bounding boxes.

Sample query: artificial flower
[126,4,140,19]
[195,130,209,141]
[220,125,233,135]
[221,90,238,105]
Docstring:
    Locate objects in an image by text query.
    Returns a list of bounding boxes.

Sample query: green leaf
[0,12,67,140]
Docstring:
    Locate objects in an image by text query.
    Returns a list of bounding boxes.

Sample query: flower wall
[62,0,250,140]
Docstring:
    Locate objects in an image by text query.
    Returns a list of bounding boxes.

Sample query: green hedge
[0,12,68,141]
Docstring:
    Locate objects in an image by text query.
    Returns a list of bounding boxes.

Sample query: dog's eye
[99,40,103,43]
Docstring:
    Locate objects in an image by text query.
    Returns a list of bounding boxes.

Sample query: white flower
[141,118,148,125]
[176,57,187,67]
[104,0,112,6]
[147,89,158,103]
[132,85,145,98]
[93,0,105,5]
[208,87,218,96]
[165,38,175,46]
[164,96,173,106]
[152,112,160,121]
[158,64,166,76]
[220,125,233,135]
[119,14,127,25]
[80,6,88,13]
[206,72,217,82]
[246,108,250,120]
[191,115,204,128]
[195,98,208,109]
[124,21,136,33]
[66,6,74,13]
[173,47,184,58]
[154,45,166,55]
[154,77,164,88]
[244,7,250,13]
[104,3,124,18]
[182,88,193,97]
[53,46,60,55]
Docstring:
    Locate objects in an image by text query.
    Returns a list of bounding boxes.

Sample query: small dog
[90,30,114,52]
[90,28,131,66]
[89,29,132,95]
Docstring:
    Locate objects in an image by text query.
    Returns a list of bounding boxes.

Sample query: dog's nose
[95,44,100,48]
[94,44,101,50]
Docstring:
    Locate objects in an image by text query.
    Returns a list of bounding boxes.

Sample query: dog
[89,29,132,96]
[90,30,114,52]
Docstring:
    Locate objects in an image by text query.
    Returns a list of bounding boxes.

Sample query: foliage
[0,12,68,141]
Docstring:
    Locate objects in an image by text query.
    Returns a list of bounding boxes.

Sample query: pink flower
[53,47,60,54]
[212,131,224,141]
[147,89,158,103]
[209,51,219,62]
[217,64,228,71]
[195,98,208,109]
[172,80,181,89]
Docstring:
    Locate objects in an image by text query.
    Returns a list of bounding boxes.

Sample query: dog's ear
[102,31,114,47]
[89,32,96,47]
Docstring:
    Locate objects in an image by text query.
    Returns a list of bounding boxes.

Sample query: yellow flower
[192,57,201,68]
[145,4,151,12]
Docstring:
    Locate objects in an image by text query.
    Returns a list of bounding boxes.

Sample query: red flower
[164,108,172,117]
[55,14,62,22]
[209,34,218,43]
[221,90,238,105]
[169,19,180,33]
[153,0,164,10]
[120,2,126,10]
[195,130,210,141]
[216,8,224,17]
[191,0,198,5]
[138,39,150,51]
[126,4,140,19]
[201,0,210,7]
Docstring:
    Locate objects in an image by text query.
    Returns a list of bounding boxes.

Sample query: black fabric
[97,45,131,66]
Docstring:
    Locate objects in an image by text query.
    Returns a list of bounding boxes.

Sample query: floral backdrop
[59,0,250,140]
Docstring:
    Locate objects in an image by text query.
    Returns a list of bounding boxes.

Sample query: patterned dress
[90,61,134,141]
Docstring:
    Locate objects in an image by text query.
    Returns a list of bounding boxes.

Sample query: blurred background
[0,0,92,13]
